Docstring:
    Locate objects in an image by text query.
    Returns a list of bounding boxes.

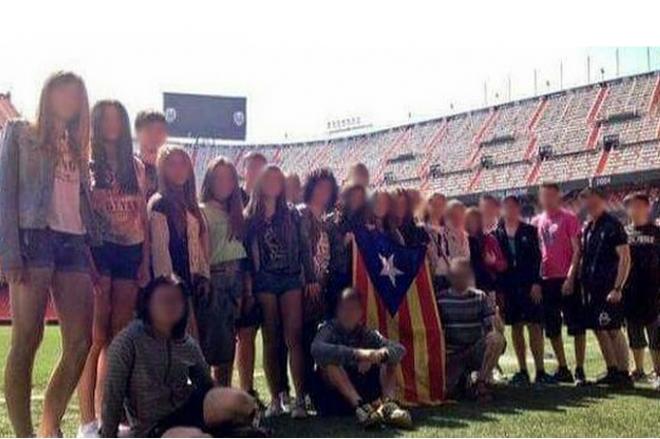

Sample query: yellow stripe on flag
[385,303,406,402]
[366,284,379,330]
[406,283,431,404]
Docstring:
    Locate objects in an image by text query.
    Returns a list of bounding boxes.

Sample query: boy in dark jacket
[495,196,554,386]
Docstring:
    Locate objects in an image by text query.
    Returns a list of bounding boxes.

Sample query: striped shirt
[436,287,494,352]
[100,321,213,437]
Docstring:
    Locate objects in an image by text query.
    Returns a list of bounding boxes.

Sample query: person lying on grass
[100,275,261,438]
[436,257,506,402]
[310,287,412,429]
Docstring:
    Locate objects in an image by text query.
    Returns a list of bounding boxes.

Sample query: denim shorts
[91,241,143,280]
[253,271,302,296]
[20,228,89,273]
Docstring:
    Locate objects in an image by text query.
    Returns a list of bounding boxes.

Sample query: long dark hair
[367,190,397,234]
[465,207,485,238]
[136,274,189,339]
[421,192,446,225]
[335,183,367,231]
[390,188,415,227]
[200,156,245,239]
[156,145,205,237]
[35,71,90,165]
[245,165,292,236]
[303,167,339,212]
[90,100,139,194]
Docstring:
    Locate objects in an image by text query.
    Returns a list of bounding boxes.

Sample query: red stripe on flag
[397,298,418,402]
[354,250,370,315]
[415,267,445,401]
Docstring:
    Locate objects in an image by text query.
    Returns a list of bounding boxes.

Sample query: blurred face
[137,121,168,154]
[101,105,123,143]
[479,198,499,224]
[393,194,408,222]
[336,298,363,331]
[539,187,561,212]
[503,199,520,222]
[465,212,481,235]
[373,193,391,219]
[285,176,302,204]
[262,169,284,199]
[149,284,186,331]
[350,167,369,187]
[446,204,466,228]
[49,81,83,123]
[163,152,191,187]
[627,199,650,225]
[348,188,366,212]
[245,157,266,186]
[581,194,605,218]
[311,179,334,210]
[448,263,473,292]
[428,194,446,221]
[409,191,422,211]
[212,164,236,202]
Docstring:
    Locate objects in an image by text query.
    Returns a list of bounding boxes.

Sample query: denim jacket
[0,120,99,270]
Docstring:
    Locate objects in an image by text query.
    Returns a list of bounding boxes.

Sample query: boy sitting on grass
[437,258,506,402]
[311,288,412,429]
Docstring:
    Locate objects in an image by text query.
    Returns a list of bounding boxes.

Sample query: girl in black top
[244,165,316,419]
[298,168,339,405]
[326,183,368,314]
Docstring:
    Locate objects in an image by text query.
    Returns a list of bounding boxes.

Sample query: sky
[1,1,659,143]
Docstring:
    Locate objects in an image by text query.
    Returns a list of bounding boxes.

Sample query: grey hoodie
[101,321,213,437]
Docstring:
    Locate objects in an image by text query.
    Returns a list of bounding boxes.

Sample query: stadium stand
[179,71,660,200]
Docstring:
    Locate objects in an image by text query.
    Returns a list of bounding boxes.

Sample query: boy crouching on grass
[437,258,506,402]
[310,288,412,429]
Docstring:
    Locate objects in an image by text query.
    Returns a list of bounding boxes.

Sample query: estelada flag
[352,227,446,405]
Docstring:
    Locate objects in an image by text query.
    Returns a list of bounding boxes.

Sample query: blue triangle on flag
[354,227,426,316]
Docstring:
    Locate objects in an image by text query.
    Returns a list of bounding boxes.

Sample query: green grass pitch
[0,326,657,437]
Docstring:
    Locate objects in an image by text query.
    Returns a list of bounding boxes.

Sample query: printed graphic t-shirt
[91,157,146,246]
[533,209,581,279]
[624,223,660,323]
[47,136,85,235]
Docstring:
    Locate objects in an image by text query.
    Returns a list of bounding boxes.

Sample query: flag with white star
[352,226,446,405]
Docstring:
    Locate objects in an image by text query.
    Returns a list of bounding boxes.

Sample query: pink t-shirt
[532,208,581,279]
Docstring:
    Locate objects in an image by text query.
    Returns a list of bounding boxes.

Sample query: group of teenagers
[0,71,658,438]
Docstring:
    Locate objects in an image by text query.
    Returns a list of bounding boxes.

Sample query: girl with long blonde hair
[0,71,98,437]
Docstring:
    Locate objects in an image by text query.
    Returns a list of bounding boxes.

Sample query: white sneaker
[278,391,292,414]
[77,420,99,438]
[117,423,132,438]
[291,396,308,419]
[264,399,284,418]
